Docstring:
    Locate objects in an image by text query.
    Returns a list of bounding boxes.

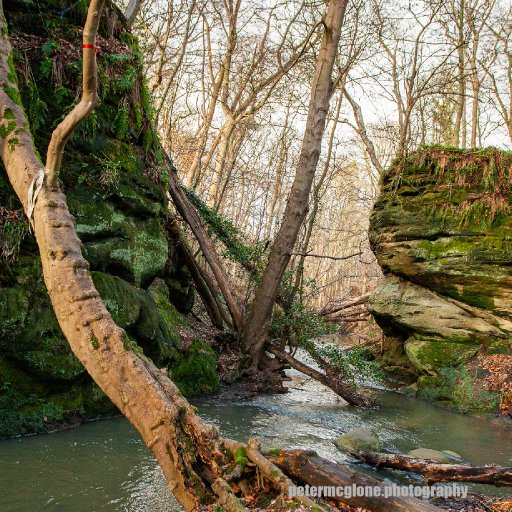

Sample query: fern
[111,108,129,139]
[116,65,136,93]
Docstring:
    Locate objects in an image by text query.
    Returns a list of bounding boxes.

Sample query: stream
[1,365,511,511]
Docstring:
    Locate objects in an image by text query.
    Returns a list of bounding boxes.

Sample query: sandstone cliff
[369,146,512,413]
[0,0,214,437]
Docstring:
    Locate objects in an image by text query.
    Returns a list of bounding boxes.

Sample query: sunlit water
[1,366,511,511]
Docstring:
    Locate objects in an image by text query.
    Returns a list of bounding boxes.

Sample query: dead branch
[353,451,512,487]
[267,344,369,406]
[319,292,370,317]
[165,153,243,330]
[167,216,228,330]
[290,251,362,261]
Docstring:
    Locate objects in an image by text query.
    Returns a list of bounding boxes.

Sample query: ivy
[184,188,265,271]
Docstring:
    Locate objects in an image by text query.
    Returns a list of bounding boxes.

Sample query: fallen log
[319,293,371,318]
[353,451,512,487]
[167,216,228,330]
[267,344,369,406]
[268,449,441,512]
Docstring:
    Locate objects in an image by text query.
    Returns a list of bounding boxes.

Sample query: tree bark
[123,0,143,27]
[453,0,466,147]
[353,452,512,487]
[166,153,243,331]
[241,0,349,372]
[269,449,441,512]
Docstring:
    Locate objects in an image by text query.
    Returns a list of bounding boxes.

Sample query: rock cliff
[369,146,512,413]
[0,0,201,437]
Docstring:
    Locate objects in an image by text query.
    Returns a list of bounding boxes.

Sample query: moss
[122,332,143,354]
[7,54,17,85]
[234,446,249,468]
[4,85,22,106]
[0,120,16,139]
[417,367,500,413]
[169,339,220,397]
[405,338,480,374]
[91,335,100,350]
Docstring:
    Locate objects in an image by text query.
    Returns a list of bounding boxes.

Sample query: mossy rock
[370,146,512,321]
[334,428,382,453]
[405,338,480,374]
[93,272,183,363]
[69,188,168,287]
[369,147,512,412]
[0,0,197,436]
[169,339,220,397]
[407,448,462,463]
[417,367,500,413]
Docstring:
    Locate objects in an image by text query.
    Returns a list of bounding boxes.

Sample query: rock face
[0,0,197,437]
[369,147,512,413]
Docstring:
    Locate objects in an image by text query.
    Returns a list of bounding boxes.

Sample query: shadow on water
[1,369,511,511]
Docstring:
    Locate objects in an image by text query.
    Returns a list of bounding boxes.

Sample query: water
[1,371,511,511]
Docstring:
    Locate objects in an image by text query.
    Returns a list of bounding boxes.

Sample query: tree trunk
[241,0,349,372]
[123,0,143,27]
[292,91,344,299]
[269,450,441,512]
[268,345,368,406]
[166,153,243,331]
[167,216,227,330]
[453,0,466,148]
[353,452,512,487]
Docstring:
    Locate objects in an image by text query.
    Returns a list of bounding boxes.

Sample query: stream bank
[1,366,510,512]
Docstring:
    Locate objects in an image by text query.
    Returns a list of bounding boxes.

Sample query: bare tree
[241,0,349,372]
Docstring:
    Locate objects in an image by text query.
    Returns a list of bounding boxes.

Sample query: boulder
[334,428,382,453]
[368,147,512,413]
[407,448,462,463]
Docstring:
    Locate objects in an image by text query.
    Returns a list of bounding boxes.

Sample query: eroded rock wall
[0,0,196,436]
[369,147,512,413]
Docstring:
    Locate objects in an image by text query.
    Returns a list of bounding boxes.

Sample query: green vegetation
[418,367,500,414]
[170,339,220,397]
[185,188,266,272]
[234,446,249,468]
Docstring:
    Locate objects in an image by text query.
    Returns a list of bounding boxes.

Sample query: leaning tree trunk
[241,0,349,372]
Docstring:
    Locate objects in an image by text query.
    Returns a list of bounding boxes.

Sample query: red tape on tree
[82,44,99,54]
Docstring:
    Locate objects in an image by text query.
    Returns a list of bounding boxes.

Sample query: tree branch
[45,0,105,187]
